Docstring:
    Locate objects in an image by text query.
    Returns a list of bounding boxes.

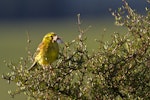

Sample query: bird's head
[43,32,63,43]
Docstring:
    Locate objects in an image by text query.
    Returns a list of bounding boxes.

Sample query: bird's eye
[50,35,53,39]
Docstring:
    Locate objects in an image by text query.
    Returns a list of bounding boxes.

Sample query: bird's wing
[33,42,46,58]
[28,42,45,71]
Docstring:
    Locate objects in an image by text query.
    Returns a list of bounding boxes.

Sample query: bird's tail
[28,61,37,71]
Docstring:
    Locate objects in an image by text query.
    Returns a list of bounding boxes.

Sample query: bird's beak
[53,35,63,43]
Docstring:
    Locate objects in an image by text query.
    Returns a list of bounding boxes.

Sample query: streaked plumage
[28,32,62,70]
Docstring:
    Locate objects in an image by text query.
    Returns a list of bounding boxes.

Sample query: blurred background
[0,0,148,99]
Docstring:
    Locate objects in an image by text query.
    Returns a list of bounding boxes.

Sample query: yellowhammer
[28,32,63,70]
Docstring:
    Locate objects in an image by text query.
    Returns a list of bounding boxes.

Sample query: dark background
[0,0,148,20]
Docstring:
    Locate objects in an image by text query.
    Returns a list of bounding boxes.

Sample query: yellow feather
[28,32,62,70]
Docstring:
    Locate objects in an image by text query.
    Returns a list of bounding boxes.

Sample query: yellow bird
[28,32,63,71]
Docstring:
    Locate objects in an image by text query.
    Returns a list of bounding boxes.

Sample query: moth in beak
[53,35,63,44]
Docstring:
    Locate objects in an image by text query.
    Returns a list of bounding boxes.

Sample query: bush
[2,0,150,100]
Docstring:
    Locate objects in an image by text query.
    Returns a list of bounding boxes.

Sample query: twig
[26,31,31,44]
[26,31,34,62]
[77,14,83,39]
[77,14,91,40]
